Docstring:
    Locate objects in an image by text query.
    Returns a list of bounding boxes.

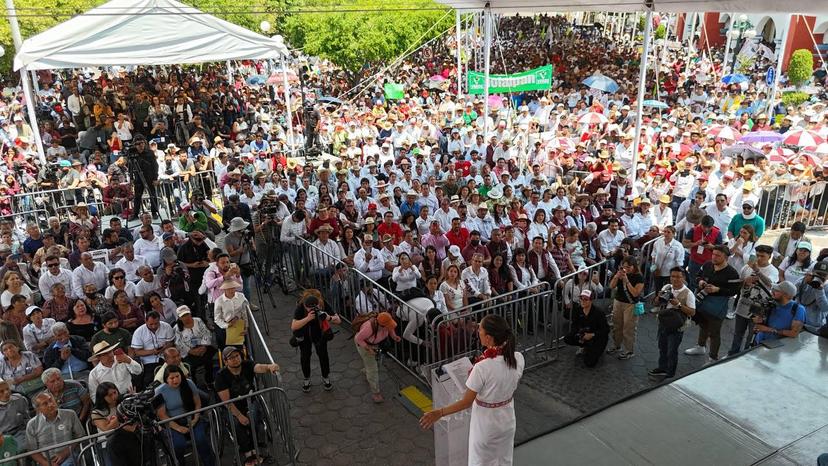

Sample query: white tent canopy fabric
[13,0,288,71]
[437,0,828,13]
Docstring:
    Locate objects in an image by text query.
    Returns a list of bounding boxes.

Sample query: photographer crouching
[563,289,609,368]
[752,281,805,345]
[795,261,828,331]
[649,267,695,379]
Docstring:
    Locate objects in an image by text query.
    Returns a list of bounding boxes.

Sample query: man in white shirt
[134,266,161,299]
[705,193,733,235]
[131,311,175,388]
[39,254,74,300]
[87,341,143,401]
[113,243,148,283]
[433,197,460,234]
[71,252,108,297]
[310,224,345,271]
[133,225,164,268]
[597,219,625,259]
[354,234,385,281]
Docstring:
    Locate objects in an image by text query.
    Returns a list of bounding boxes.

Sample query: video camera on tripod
[116,382,162,433]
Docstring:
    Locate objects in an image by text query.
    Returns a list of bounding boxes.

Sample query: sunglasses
[47,263,60,268]
[113,276,125,280]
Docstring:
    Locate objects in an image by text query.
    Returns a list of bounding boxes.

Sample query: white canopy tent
[438,0,828,186]
[11,0,289,161]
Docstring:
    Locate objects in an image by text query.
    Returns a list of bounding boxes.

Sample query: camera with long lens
[116,382,161,432]
[748,297,776,321]
[310,305,328,322]
[809,262,828,288]
[656,288,673,306]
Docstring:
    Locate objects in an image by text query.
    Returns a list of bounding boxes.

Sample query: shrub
[787,49,814,87]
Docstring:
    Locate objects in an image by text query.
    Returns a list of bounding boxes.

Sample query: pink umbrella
[577,112,608,126]
[487,95,505,110]
[767,147,794,163]
[549,137,575,152]
[813,143,828,156]
[429,75,446,82]
[783,129,826,147]
[791,153,820,167]
[708,125,740,141]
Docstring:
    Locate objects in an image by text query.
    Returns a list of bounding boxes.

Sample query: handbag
[633,302,646,316]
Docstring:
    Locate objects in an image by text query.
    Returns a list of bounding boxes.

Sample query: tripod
[246,236,275,335]
[125,151,158,230]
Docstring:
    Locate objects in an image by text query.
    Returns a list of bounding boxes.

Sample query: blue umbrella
[246,75,266,86]
[721,73,748,85]
[642,100,668,109]
[582,74,619,93]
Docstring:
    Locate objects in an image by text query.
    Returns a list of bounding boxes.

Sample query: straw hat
[88,340,120,361]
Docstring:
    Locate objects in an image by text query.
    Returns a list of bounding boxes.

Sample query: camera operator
[128,134,160,220]
[791,261,828,330]
[563,290,609,368]
[752,281,805,345]
[728,245,779,356]
[225,217,256,302]
[354,311,401,403]
[649,267,695,378]
[290,291,340,393]
[253,191,290,277]
[684,245,741,362]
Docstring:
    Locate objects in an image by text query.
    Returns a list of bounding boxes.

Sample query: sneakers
[575,347,585,356]
[323,378,333,391]
[684,345,708,356]
[250,303,260,311]
[371,393,384,403]
[302,379,311,393]
[606,346,621,355]
[648,368,668,377]
[617,351,635,360]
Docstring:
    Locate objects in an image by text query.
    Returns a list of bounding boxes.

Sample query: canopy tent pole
[482,4,492,136]
[687,13,698,50]
[722,13,736,74]
[226,60,233,83]
[456,10,463,96]
[801,14,828,74]
[630,7,654,189]
[767,13,792,117]
[5,0,46,164]
[281,55,295,153]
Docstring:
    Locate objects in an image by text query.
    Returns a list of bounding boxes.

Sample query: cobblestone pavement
[258,287,737,463]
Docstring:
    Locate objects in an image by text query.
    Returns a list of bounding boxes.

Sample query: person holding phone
[290,291,340,393]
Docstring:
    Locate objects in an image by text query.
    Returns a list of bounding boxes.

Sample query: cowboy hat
[315,224,334,234]
[89,340,121,361]
[487,186,504,200]
[220,280,242,290]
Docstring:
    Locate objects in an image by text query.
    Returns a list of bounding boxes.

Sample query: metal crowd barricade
[755,180,828,231]
[284,238,567,386]
[0,387,295,466]
[637,235,662,301]
[0,208,50,230]
[156,170,223,221]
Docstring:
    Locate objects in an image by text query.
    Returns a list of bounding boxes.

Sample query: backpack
[350,312,379,338]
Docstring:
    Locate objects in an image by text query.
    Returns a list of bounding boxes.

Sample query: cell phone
[114,349,125,356]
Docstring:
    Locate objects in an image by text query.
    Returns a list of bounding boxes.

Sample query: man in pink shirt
[420,220,450,260]
[354,311,400,403]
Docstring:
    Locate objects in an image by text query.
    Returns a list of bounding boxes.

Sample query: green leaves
[787,49,814,88]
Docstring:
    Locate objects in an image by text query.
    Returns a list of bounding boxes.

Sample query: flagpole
[630,7,654,190]
[482,4,492,136]
[456,10,463,96]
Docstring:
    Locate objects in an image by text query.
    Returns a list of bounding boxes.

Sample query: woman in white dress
[420,315,525,466]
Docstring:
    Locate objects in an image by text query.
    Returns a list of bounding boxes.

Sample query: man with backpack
[648,267,696,379]
[353,311,400,403]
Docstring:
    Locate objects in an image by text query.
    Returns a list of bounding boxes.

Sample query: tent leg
[482,6,491,136]
[767,13,792,117]
[20,68,46,164]
[629,7,653,189]
[226,60,233,84]
[281,56,295,153]
[456,10,463,96]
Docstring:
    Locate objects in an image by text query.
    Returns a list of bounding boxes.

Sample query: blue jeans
[728,314,754,356]
[166,420,215,466]
[687,261,703,291]
[657,325,683,377]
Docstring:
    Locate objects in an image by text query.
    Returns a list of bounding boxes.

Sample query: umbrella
[790,153,820,167]
[487,95,505,110]
[582,74,619,93]
[739,131,785,144]
[767,147,795,163]
[429,75,446,82]
[318,96,343,105]
[267,70,299,84]
[784,129,826,147]
[721,73,748,85]
[813,143,828,156]
[642,100,668,110]
[578,112,609,126]
[708,125,741,141]
[246,75,266,86]
[548,137,576,152]
[722,144,763,159]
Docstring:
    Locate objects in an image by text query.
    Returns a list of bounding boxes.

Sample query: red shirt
[377,222,404,245]
[445,227,470,249]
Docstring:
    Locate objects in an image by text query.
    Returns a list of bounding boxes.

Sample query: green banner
[466,65,553,95]
[384,83,405,100]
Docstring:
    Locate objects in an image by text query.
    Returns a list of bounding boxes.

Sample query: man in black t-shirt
[215,346,279,465]
[177,231,210,318]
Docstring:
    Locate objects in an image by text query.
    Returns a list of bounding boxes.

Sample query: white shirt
[133,236,164,268]
[71,262,108,298]
[653,205,674,229]
[130,322,175,364]
[597,229,625,256]
[38,268,75,300]
[135,277,161,298]
[310,239,345,270]
[114,256,148,283]
[392,265,421,292]
[650,238,685,277]
[23,318,56,355]
[213,292,250,330]
[88,358,143,401]
[104,282,138,302]
[354,247,385,281]
[461,266,491,297]
[433,208,460,233]
[355,289,390,315]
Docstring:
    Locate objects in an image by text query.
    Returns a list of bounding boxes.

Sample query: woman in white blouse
[392,253,421,294]
[562,267,604,316]
[439,265,466,313]
[424,276,448,314]
[727,225,757,273]
[509,248,540,291]
[779,242,814,286]
[104,268,138,302]
[528,209,550,244]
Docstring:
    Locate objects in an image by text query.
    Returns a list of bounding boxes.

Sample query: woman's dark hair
[621,255,640,272]
[111,289,128,307]
[163,365,196,412]
[69,300,91,320]
[107,268,126,285]
[143,291,162,312]
[400,212,416,229]
[490,254,510,280]
[790,247,812,270]
[480,314,517,369]
[512,247,526,263]
[93,381,120,412]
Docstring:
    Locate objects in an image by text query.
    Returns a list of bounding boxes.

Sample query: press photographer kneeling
[795,261,828,331]
[649,267,695,379]
[563,289,609,368]
[751,281,805,345]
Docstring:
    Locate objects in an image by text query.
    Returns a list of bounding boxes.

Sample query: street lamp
[260,20,272,33]
[728,15,756,75]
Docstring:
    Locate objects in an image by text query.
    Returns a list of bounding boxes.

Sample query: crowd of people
[0,11,826,465]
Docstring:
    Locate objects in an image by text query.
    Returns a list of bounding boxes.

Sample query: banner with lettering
[466,65,553,95]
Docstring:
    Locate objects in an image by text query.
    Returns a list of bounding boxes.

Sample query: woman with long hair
[488,254,514,297]
[392,252,421,295]
[419,245,440,279]
[0,271,33,309]
[155,366,215,466]
[727,224,757,273]
[608,256,645,360]
[779,242,813,286]
[548,233,575,277]
[528,209,549,243]
[339,225,361,264]
[67,299,100,341]
[91,382,144,466]
[290,290,341,393]
[420,314,524,465]
[439,264,467,313]
[562,267,604,319]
